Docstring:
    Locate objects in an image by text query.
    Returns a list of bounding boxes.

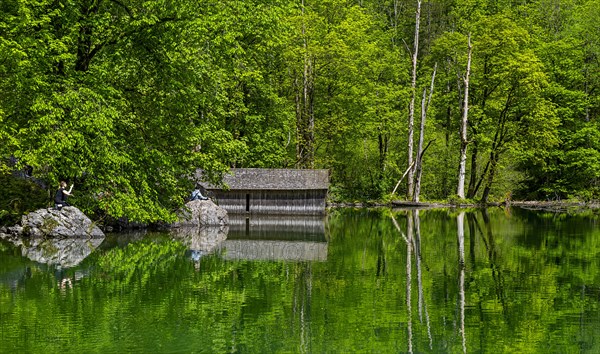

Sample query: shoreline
[327,200,600,213]
[3,200,599,230]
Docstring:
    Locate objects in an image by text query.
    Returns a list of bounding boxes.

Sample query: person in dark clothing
[54,181,74,210]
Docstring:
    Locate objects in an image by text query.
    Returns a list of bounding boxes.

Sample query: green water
[1,208,600,353]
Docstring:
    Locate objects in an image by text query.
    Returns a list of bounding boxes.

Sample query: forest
[1,0,599,223]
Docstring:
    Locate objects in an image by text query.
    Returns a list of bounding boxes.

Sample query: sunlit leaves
[1,0,600,215]
[0,0,255,222]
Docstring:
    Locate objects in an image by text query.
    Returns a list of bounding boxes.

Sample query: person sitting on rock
[189,184,209,201]
[54,181,74,210]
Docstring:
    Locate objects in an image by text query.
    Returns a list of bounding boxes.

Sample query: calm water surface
[1,208,600,353]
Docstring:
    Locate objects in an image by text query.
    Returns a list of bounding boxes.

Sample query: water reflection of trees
[457,212,466,354]
[392,210,434,353]
[390,209,600,352]
[392,207,600,353]
[2,209,600,352]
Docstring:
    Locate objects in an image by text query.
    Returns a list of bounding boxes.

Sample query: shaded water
[1,208,600,353]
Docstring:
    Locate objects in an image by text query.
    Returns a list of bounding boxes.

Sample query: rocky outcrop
[0,207,105,268]
[0,206,104,239]
[170,200,229,261]
[172,199,228,228]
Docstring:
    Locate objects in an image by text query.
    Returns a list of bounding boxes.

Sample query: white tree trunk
[457,34,472,199]
[413,89,427,202]
[407,0,422,200]
[413,64,436,202]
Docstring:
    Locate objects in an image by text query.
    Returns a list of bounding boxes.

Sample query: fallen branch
[392,160,416,196]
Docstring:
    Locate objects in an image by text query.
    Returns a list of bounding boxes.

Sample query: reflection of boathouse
[222,215,328,262]
[198,168,329,215]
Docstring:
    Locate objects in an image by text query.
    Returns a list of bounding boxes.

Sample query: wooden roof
[198,168,329,190]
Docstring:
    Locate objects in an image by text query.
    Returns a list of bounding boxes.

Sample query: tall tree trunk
[75,0,102,72]
[442,76,452,197]
[466,56,493,200]
[413,89,427,202]
[466,140,478,198]
[480,92,513,203]
[457,34,472,199]
[378,131,389,179]
[413,64,436,202]
[407,0,422,200]
[296,0,315,169]
[481,152,498,203]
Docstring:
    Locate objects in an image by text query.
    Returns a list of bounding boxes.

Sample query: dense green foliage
[1,0,599,221]
[0,174,48,225]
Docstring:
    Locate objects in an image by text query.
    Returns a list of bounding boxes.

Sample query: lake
[1,207,599,353]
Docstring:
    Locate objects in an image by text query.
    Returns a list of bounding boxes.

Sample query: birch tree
[413,64,437,202]
[406,0,422,200]
[456,34,472,199]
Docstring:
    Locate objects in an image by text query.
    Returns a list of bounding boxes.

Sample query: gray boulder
[1,206,104,239]
[172,199,228,228]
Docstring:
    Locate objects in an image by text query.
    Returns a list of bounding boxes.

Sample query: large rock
[172,199,228,228]
[1,206,104,239]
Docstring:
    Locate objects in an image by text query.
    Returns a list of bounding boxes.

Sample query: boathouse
[197,168,329,215]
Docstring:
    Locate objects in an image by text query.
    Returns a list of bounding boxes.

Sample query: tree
[0,0,246,222]
[515,0,600,200]
[406,0,423,200]
[413,64,436,202]
[457,34,472,200]
[464,15,559,202]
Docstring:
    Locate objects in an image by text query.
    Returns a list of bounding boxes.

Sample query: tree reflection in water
[457,211,466,354]
[2,208,600,352]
